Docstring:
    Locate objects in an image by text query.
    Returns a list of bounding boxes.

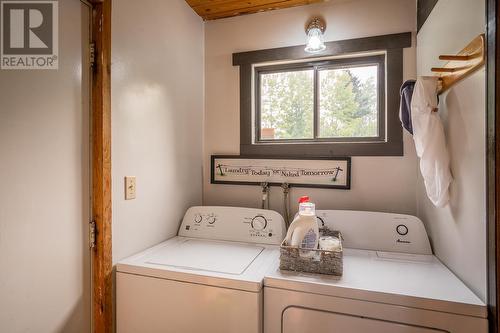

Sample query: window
[233,32,410,157]
[256,56,384,143]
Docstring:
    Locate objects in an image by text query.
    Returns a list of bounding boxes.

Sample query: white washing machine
[116,206,286,333]
[264,210,488,333]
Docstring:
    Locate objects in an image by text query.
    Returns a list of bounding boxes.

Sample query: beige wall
[0,1,91,331]
[203,0,418,217]
[416,0,486,301]
[112,0,204,262]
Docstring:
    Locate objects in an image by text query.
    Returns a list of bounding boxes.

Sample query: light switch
[125,176,136,200]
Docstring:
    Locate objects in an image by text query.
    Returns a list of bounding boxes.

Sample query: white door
[0,1,91,332]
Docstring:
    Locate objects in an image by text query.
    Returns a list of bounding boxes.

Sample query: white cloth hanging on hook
[410,76,453,207]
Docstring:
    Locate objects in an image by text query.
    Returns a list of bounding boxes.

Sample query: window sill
[240,140,403,157]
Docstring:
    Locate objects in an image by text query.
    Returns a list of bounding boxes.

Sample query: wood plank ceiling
[186,0,326,20]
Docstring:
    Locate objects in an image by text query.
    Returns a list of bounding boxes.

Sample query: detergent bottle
[284,196,319,256]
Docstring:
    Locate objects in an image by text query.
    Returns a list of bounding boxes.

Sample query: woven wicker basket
[279,228,343,276]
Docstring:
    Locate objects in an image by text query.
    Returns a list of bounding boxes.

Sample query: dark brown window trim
[234,32,411,157]
[417,0,439,33]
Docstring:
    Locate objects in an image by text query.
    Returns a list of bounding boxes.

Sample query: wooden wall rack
[431,33,486,95]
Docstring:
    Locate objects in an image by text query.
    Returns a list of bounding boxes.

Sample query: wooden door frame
[90,0,112,332]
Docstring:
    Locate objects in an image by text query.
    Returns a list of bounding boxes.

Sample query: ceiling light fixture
[305,17,326,54]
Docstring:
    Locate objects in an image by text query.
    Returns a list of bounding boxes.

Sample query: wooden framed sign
[211,155,351,189]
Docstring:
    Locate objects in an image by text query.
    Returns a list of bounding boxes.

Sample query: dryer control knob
[396,224,409,236]
[194,214,202,223]
[251,216,267,230]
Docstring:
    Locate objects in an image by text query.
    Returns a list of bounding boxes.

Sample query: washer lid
[146,239,264,275]
[116,237,280,292]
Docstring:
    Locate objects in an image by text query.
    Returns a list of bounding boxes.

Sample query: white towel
[411,76,453,207]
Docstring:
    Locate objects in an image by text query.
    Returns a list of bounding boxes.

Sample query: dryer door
[283,307,447,333]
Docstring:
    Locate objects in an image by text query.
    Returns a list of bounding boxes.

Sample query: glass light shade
[305,27,326,53]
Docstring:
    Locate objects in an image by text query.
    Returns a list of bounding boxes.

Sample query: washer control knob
[194,214,202,223]
[251,216,267,230]
[207,216,216,224]
[396,224,408,236]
